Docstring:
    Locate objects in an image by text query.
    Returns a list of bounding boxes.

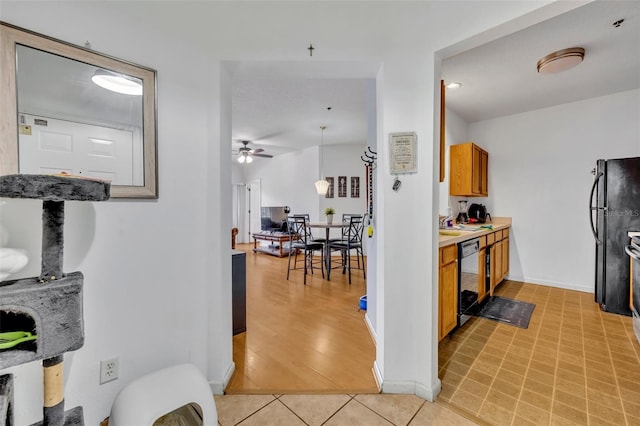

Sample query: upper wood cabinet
[449,142,488,197]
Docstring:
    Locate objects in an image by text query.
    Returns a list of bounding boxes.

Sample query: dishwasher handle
[459,238,480,257]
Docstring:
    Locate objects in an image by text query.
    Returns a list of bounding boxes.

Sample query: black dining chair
[327,214,366,284]
[286,215,325,284]
[335,213,362,243]
[290,213,327,244]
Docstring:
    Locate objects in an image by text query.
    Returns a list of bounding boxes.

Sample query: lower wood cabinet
[489,228,510,296]
[439,245,458,341]
[477,246,488,304]
[501,229,510,281]
[493,239,503,294]
[438,227,510,340]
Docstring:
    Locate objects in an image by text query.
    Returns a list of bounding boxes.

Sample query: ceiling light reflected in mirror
[91,69,143,95]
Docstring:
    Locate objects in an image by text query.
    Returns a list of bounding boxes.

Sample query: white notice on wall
[389,132,417,174]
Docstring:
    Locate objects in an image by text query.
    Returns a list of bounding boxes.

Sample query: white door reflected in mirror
[18,114,142,185]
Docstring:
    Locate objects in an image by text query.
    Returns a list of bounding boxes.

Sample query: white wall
[439,107,471,217]
[242,144,367,226]
[320,144,369,220]
[1,3,228,425]
[231,162,246,185]
[365,78,378,333]
[244,147,321,220]
[0,1,558,423]
[469,89,640,292]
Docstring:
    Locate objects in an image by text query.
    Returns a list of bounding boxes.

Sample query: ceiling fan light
[315,179,330,195]
[237,154,246,164]
[537,47,585,74]
[245,155,253,164]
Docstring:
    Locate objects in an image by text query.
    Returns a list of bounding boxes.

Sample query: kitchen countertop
[439,217,512,248]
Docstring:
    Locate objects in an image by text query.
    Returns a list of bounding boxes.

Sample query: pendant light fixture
[315,125,330,195]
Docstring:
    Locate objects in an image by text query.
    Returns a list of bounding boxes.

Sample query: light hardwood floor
[226,243,378,394]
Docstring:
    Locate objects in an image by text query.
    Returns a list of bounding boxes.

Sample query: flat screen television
[261,206,289,232]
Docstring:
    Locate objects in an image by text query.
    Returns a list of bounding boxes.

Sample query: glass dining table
[307,222,347,274]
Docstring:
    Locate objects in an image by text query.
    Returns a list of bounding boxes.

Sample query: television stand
[252,232,295,257]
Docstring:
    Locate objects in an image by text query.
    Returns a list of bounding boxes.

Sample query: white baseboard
[380,379,441,401]
[381,380,416,394]
[507,274,591,293]
[364,312,377,345]
[209,361,235,394]
[373,361,383,391]
[416,379,441,402]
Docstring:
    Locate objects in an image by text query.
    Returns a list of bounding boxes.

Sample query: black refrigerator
[590,157,640,316]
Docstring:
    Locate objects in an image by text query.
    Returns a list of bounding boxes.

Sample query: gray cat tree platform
[0,174,110,426]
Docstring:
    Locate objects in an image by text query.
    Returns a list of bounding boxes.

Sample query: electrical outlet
[100,357,119,384]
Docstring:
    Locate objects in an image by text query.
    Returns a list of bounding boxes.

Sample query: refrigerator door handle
[626,245,640,261]
[590,171,605,244]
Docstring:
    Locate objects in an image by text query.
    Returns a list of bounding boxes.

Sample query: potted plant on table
[324,207,336,224]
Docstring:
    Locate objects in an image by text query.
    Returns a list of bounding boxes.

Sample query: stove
[626,232,640,344]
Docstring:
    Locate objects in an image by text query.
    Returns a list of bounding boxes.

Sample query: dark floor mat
[475,296,535,328]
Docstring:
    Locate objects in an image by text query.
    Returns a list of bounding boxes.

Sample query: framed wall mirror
[0,22,158,198]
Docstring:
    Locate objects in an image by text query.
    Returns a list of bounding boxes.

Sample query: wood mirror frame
[440,79,445,183]
[0,21,158,198]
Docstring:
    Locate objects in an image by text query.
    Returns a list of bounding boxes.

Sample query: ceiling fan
[233,140,273,163]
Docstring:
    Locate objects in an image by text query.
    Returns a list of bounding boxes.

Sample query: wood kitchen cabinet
[489,229,510,295]
[449,142,488,197]
[493,239,502,292]
[501,229,510,281]
[477,236,488,304]
[439,245,458,341]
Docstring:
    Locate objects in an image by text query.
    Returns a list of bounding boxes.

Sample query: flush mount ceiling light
[92,69,143,95]
[537,47,585,74]
[445,82,462,89]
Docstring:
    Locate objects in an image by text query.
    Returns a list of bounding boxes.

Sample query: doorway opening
[226,60,380,393]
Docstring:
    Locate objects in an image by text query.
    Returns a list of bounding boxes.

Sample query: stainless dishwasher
[458,237,482,327]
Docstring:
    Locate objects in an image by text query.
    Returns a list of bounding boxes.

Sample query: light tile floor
[214,394,481,425]
[439,280,640,426]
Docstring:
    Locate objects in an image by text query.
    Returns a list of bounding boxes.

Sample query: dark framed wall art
[351,177,360,198]
[325,177,334,198]
[338,176,347,198]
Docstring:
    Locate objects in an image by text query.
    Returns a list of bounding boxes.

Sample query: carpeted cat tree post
[0,174,110,426]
